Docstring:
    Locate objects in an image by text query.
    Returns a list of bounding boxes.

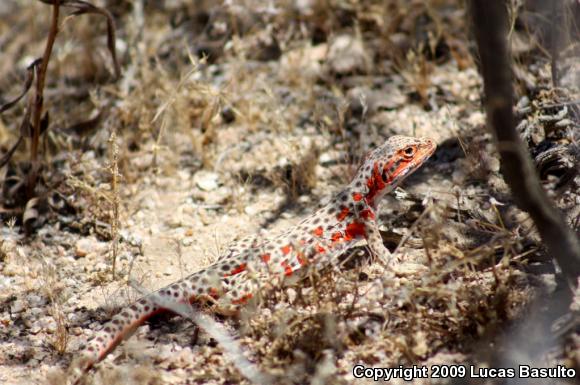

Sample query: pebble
[244,205,259,216]
[11,300,25,313]
[27,294,44,307]
[516,95,530,110]
[393,263,428,276]
[29,323,42,334]
[94,262,108,272]
[194,171,220,192]
[120,230,143,247]
[174,170,189,183]
[75,238,104,258]
[286,288,297,303]
[0,276,12,291]
[327,35,370,75]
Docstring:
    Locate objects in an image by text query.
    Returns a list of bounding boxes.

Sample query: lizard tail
[86,297,164,366]
[70,270,209,383]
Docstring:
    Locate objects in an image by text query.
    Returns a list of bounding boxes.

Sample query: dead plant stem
[27,0,60,199]
[109,131,120,278]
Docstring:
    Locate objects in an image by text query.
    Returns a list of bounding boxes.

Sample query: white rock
[27,294,44,307]
[0,276,12,290]
[29,322,42,334]
[11,300,25,313]
[393,263,428,276]
[327,35,370,75]
[194,171,220,191]
[244,205,259,216]
[75,237,103,258]
[94,262,108,271]
[177,169,190,181]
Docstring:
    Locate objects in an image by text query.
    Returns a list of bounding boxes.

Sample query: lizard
[73,135,436,378]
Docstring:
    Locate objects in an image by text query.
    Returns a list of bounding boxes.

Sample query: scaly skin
[75,135,436,377]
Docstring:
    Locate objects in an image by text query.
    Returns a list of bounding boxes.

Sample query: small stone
[486,156,500,173]
[516,95,530,110]
[177,170,190,181]
[221,106,236,124]
[327,35,370,75]
[30,323,42,334]
[94,262,108,272]
[244,205,259,216]
[28,359,40,367]
[75,237,105,258]
[27,294,44,307]
[70,327,84,336]
[393,263,428,276]
[286,288,297,303]
[11,300,25,313]
[0,276,12,290]
[75,239,92,258]
[131,153,154,171]
[194,171,220,192]
[119,231,140,249]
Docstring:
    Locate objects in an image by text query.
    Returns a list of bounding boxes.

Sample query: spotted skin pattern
[77,135,436,374]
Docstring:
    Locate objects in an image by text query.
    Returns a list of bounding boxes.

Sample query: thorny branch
[469,1,580,283]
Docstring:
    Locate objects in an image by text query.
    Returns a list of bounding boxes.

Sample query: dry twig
[469,0,580,282]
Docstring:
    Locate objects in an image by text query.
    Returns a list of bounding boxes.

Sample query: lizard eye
[403,146,416,159]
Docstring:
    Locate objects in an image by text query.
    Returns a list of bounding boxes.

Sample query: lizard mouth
[420,138,437,162]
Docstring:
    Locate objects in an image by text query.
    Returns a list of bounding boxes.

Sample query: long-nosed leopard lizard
[73,135,436,379]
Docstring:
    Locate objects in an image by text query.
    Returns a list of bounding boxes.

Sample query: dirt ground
[0,1,579,384]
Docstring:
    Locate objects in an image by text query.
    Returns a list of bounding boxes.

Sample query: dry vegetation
[0,0,578,384]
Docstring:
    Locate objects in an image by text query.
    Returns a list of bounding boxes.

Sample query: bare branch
[26,0,60,200]
[469,1,580,283]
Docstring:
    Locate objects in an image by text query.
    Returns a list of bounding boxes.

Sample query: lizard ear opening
[381,168,389,182]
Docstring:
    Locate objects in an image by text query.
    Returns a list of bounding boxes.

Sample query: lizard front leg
[364,220,394,266]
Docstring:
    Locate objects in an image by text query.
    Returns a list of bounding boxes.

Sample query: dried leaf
[0,136,23,169]
[3,174,25,201]
[23,197,40,229]
[0,58,40,114]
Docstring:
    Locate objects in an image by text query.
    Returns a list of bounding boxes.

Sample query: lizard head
[353,135,436,206]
